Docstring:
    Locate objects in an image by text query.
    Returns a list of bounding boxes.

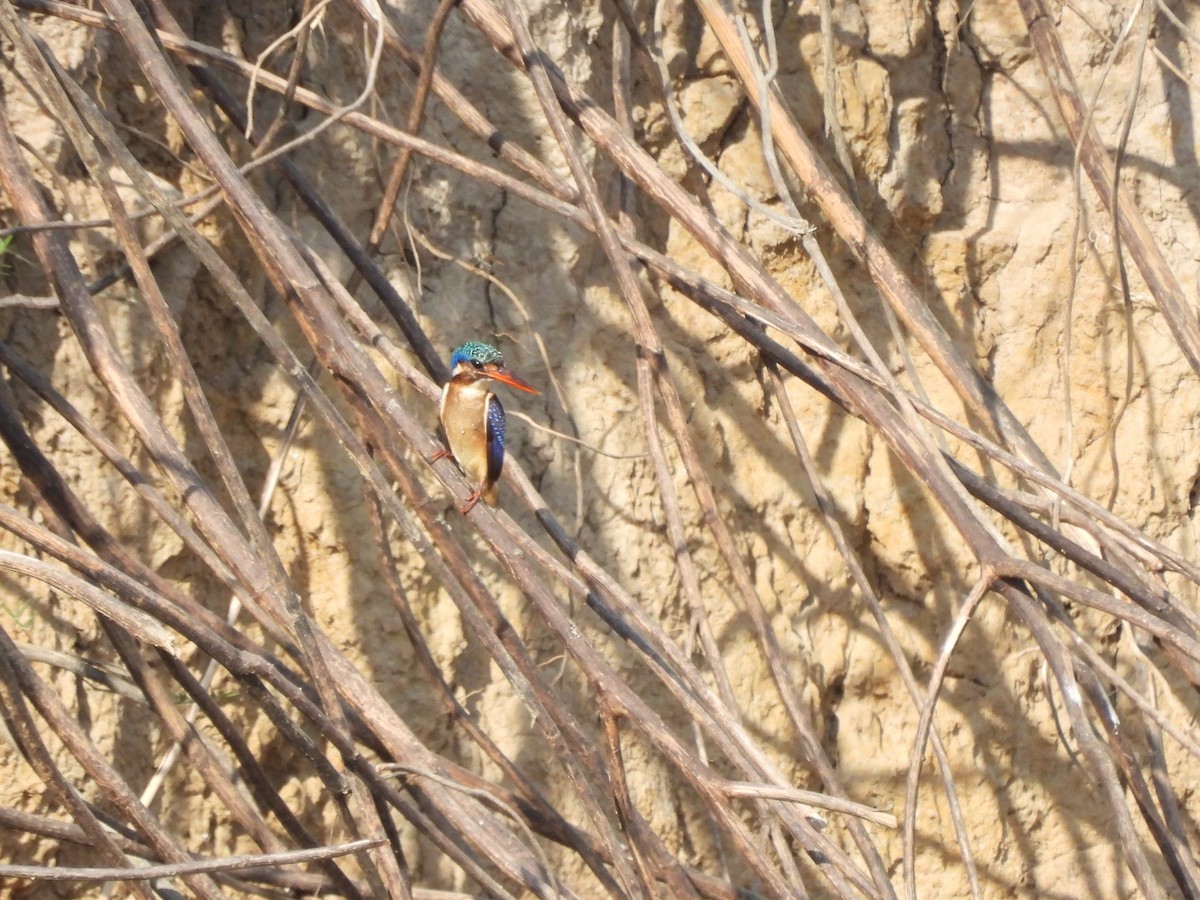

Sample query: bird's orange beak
[486,366,540,394]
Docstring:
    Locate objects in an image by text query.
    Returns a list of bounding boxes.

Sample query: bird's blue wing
[485,393,506,486]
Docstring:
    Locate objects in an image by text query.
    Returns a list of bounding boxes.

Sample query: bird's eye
[471,360,483,369]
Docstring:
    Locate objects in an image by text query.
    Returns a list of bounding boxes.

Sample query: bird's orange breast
[440,378,493,491]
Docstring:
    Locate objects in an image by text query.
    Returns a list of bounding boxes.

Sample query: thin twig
[0,838,384,882]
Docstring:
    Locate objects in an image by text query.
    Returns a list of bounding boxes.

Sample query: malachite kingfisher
[437,341,539,512]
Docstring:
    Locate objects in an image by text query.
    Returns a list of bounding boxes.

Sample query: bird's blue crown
[450,341,504,370]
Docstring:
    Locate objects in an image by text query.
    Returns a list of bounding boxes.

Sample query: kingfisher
[437,341,539,512]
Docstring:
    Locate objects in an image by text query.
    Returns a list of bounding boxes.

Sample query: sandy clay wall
[1,0,1199,896]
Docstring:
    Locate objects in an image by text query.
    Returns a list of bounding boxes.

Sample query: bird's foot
[430,448,452,463]
[459,489,484,514]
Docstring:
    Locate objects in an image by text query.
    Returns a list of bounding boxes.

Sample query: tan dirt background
[1,0,1199,896]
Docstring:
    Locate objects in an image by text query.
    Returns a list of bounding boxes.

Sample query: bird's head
[448,341,539,394]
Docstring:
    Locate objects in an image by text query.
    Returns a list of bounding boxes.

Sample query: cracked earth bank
[2,0,1200,897]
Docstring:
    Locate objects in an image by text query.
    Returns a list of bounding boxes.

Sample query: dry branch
[0,0,1196,897]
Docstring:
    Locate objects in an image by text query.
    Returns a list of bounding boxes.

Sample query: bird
[437,341,539,512]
